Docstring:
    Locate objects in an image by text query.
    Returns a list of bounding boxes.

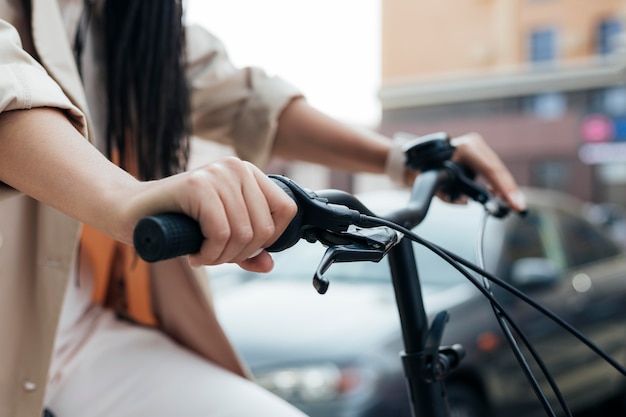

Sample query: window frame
[527,26,558,64]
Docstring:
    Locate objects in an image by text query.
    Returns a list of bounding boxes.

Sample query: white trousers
[45,310,307,417]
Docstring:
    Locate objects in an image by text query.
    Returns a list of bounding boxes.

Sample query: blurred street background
[188,0,626,207]
[186,1,626,417]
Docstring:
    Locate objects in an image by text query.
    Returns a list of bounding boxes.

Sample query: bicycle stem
[388,239,452,417]
[382,160,462,417]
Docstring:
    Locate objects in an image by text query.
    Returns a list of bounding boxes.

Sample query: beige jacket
[0,1,301,416]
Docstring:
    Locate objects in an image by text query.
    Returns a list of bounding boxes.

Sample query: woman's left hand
[449,132,526,212]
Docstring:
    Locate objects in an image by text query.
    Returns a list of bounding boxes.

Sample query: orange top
[80,145,156,326]
[81,223,157,326]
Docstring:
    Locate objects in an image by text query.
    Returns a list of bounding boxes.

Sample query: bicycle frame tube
[388,238,451,417]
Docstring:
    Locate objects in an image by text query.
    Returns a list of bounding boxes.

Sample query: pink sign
[580,114,614,143]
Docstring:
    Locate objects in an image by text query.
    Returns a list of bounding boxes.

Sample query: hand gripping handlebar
[133,133,509,263]
[133,175,371,262]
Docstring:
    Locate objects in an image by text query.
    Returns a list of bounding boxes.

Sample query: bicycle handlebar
[133,126,513,262]
[133,158,498,263]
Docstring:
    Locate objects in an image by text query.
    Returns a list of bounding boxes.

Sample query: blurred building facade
[379,0,626,205]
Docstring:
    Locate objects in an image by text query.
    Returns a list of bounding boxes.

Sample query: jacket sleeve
[185,24,303,168]
[0,19,85,126]
[0,18,87,199]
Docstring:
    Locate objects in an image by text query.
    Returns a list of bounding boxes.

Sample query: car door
[487,205,575,411]
[549,207,626,396]
[495,203,626,412]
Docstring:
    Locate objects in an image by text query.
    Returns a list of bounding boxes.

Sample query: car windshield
[269,199,488,288]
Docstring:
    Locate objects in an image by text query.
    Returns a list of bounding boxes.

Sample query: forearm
[272,99,526,212]
[0,108,298,270]
[272,98,390,174]
[0,108,142,243]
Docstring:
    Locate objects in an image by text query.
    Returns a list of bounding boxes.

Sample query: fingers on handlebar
[186,158,297,269]
[252,167,298,252]
[450,133,527,213]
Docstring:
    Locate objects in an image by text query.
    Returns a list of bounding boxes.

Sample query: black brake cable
[358,213,626,377]
[354,212,626,416]
[365,215,557,417]
[475,210,571,417]
[436,236,626,376]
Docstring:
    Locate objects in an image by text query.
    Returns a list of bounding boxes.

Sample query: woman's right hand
[126,157,297,273]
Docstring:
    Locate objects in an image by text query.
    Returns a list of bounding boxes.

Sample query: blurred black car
[210,187,626,417]
[584,202,626,249]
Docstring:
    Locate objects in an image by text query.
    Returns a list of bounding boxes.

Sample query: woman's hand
[393,132,525,212]
[127,157,297,273]
[450,132,526,212]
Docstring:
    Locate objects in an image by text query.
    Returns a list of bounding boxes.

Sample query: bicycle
[134,132,626,417]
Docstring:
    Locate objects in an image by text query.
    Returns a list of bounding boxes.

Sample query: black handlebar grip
[134,213,204,262]
[133,176,301,262]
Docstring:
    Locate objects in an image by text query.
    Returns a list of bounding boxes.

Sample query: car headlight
[254,363,372,403]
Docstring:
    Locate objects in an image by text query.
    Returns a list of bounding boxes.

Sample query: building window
[528,28,557,63]
[602,87,626,116]
[524,92,567,120]
[596,18,622,55]
[532,160,569,190]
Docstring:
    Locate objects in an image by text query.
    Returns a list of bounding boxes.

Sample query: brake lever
[440,161,512,219]
[440,161,488,204]
[267,175,365,252]
[312,226,401,294]
[402,133,512,220]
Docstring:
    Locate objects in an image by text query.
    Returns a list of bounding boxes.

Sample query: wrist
[385,133,412,186]
[98,178,149,245]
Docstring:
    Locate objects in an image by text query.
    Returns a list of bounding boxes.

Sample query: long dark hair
[102,0,191,180]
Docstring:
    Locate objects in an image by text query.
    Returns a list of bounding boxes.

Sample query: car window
[554,210,621,268]
[499,209,564,279]
[505,211,547,260]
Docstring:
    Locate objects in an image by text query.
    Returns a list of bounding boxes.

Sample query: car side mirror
[510,257,560,290]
